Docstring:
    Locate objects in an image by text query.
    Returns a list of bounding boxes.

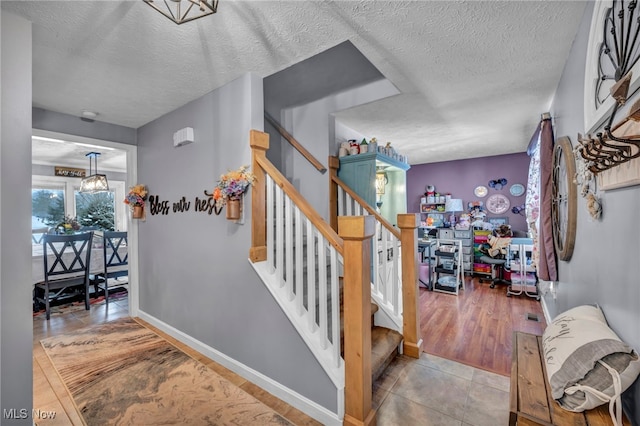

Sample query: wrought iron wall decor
[578,0,640,174]
[147,194,222,216]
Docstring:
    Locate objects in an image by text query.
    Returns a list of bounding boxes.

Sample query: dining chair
[92,231,128,305]
[31,227,49,244]
[34,231,93,320]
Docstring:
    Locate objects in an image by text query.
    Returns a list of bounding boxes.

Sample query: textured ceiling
[3,0,587,166]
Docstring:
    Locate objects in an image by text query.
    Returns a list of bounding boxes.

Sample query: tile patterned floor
[373,353,511,426]
[34,295,510,425]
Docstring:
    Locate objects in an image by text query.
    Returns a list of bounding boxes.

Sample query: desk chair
[92,231,128,305]
[34,232,93,320]
[478,255,509,288]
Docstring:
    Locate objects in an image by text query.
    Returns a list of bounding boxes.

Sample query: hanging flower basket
[206,166,255,221]
[124,184,148,220]
[132,205,144,219]
[226,198,241,220]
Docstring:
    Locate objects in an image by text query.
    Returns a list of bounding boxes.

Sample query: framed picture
[487,217,509,227]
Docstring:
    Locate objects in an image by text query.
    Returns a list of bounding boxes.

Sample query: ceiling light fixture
[74,142,115,151]
[32,136,66,143]
[81,110,98,123]
[79,152,109,193]
[144,0,219,25]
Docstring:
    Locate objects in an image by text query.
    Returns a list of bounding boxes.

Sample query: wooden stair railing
[264,111,327,174]
[329,156,423,359]
[249,130,376,425]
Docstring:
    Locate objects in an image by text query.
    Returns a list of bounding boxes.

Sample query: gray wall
[264,40,388,174]
[548,3,640,423]
[1,11,33,423]
[32,107,137,146]
[136,73,337,413]
[284,79,399,219]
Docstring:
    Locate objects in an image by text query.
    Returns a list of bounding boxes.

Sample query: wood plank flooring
[420,275,546,376]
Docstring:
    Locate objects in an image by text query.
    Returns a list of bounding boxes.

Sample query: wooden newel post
[249,130,268,263]
[329,156,340,233]
[338,215,377,426]
[397,214,423,358]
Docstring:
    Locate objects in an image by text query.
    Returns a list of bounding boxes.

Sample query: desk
[418,239,436,290]
[32,245,127,284]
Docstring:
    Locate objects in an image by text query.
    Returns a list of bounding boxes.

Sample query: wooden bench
[510,331,630,426]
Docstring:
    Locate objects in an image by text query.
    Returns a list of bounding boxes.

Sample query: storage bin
[419,263,432,284]
[442,259,455,269]
[473,263,491,273]
[454,230,472,238]
[462,246,472,255]
[438,229,455,239]
[437,276,457,287]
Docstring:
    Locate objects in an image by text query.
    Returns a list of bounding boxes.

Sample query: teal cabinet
[338,152,410,226]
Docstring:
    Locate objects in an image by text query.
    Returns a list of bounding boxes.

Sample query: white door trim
[32,129,139,317]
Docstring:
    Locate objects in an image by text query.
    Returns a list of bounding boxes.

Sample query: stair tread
[371,326,403,383]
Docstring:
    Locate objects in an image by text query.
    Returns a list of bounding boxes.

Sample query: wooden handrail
[264,111,328,174]
[330,173,401,240]
[255,155,343,255]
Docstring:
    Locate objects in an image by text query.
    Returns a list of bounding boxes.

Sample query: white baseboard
[136,310,343,426]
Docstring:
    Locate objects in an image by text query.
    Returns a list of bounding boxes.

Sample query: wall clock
[486,194,510,215]
[551,136,577,261]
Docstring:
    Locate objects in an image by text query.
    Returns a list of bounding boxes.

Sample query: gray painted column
[1,11,34,424]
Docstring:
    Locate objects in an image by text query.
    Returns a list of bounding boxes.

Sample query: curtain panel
[525,116,557,281]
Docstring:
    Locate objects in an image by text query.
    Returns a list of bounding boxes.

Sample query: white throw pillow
[542,305,640,426]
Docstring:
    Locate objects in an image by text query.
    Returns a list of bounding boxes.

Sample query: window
[32,175,126,234]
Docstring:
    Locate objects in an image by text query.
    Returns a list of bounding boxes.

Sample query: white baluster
[285,195,293,299]
[306,222,316,332]
[275,186,284,287]
[267,176,275,273]
[318,237,328,350]
[330,248,341,367]
[295,207,303,316]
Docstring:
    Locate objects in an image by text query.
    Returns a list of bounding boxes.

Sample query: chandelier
[144,0,219,25]
[79,152,109,193]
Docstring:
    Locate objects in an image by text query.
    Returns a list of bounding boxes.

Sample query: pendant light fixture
[144,0,219,25]
[79,152,109,193]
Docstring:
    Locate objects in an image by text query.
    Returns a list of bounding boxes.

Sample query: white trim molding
[136,310,343,426]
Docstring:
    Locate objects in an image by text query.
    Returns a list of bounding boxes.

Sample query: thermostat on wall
[173,127,194,147]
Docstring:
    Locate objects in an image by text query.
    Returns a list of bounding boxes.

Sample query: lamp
[375,172,388,195]
[79,152,109,193]
[445,198,463,227]
[375,170,388,212]
[144,0,219,25]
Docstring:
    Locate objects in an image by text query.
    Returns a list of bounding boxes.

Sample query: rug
[41,318,293,425]
[33,289,128,319]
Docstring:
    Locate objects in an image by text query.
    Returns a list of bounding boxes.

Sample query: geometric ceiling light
[143,0,219,25]
[79,152,109,193]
